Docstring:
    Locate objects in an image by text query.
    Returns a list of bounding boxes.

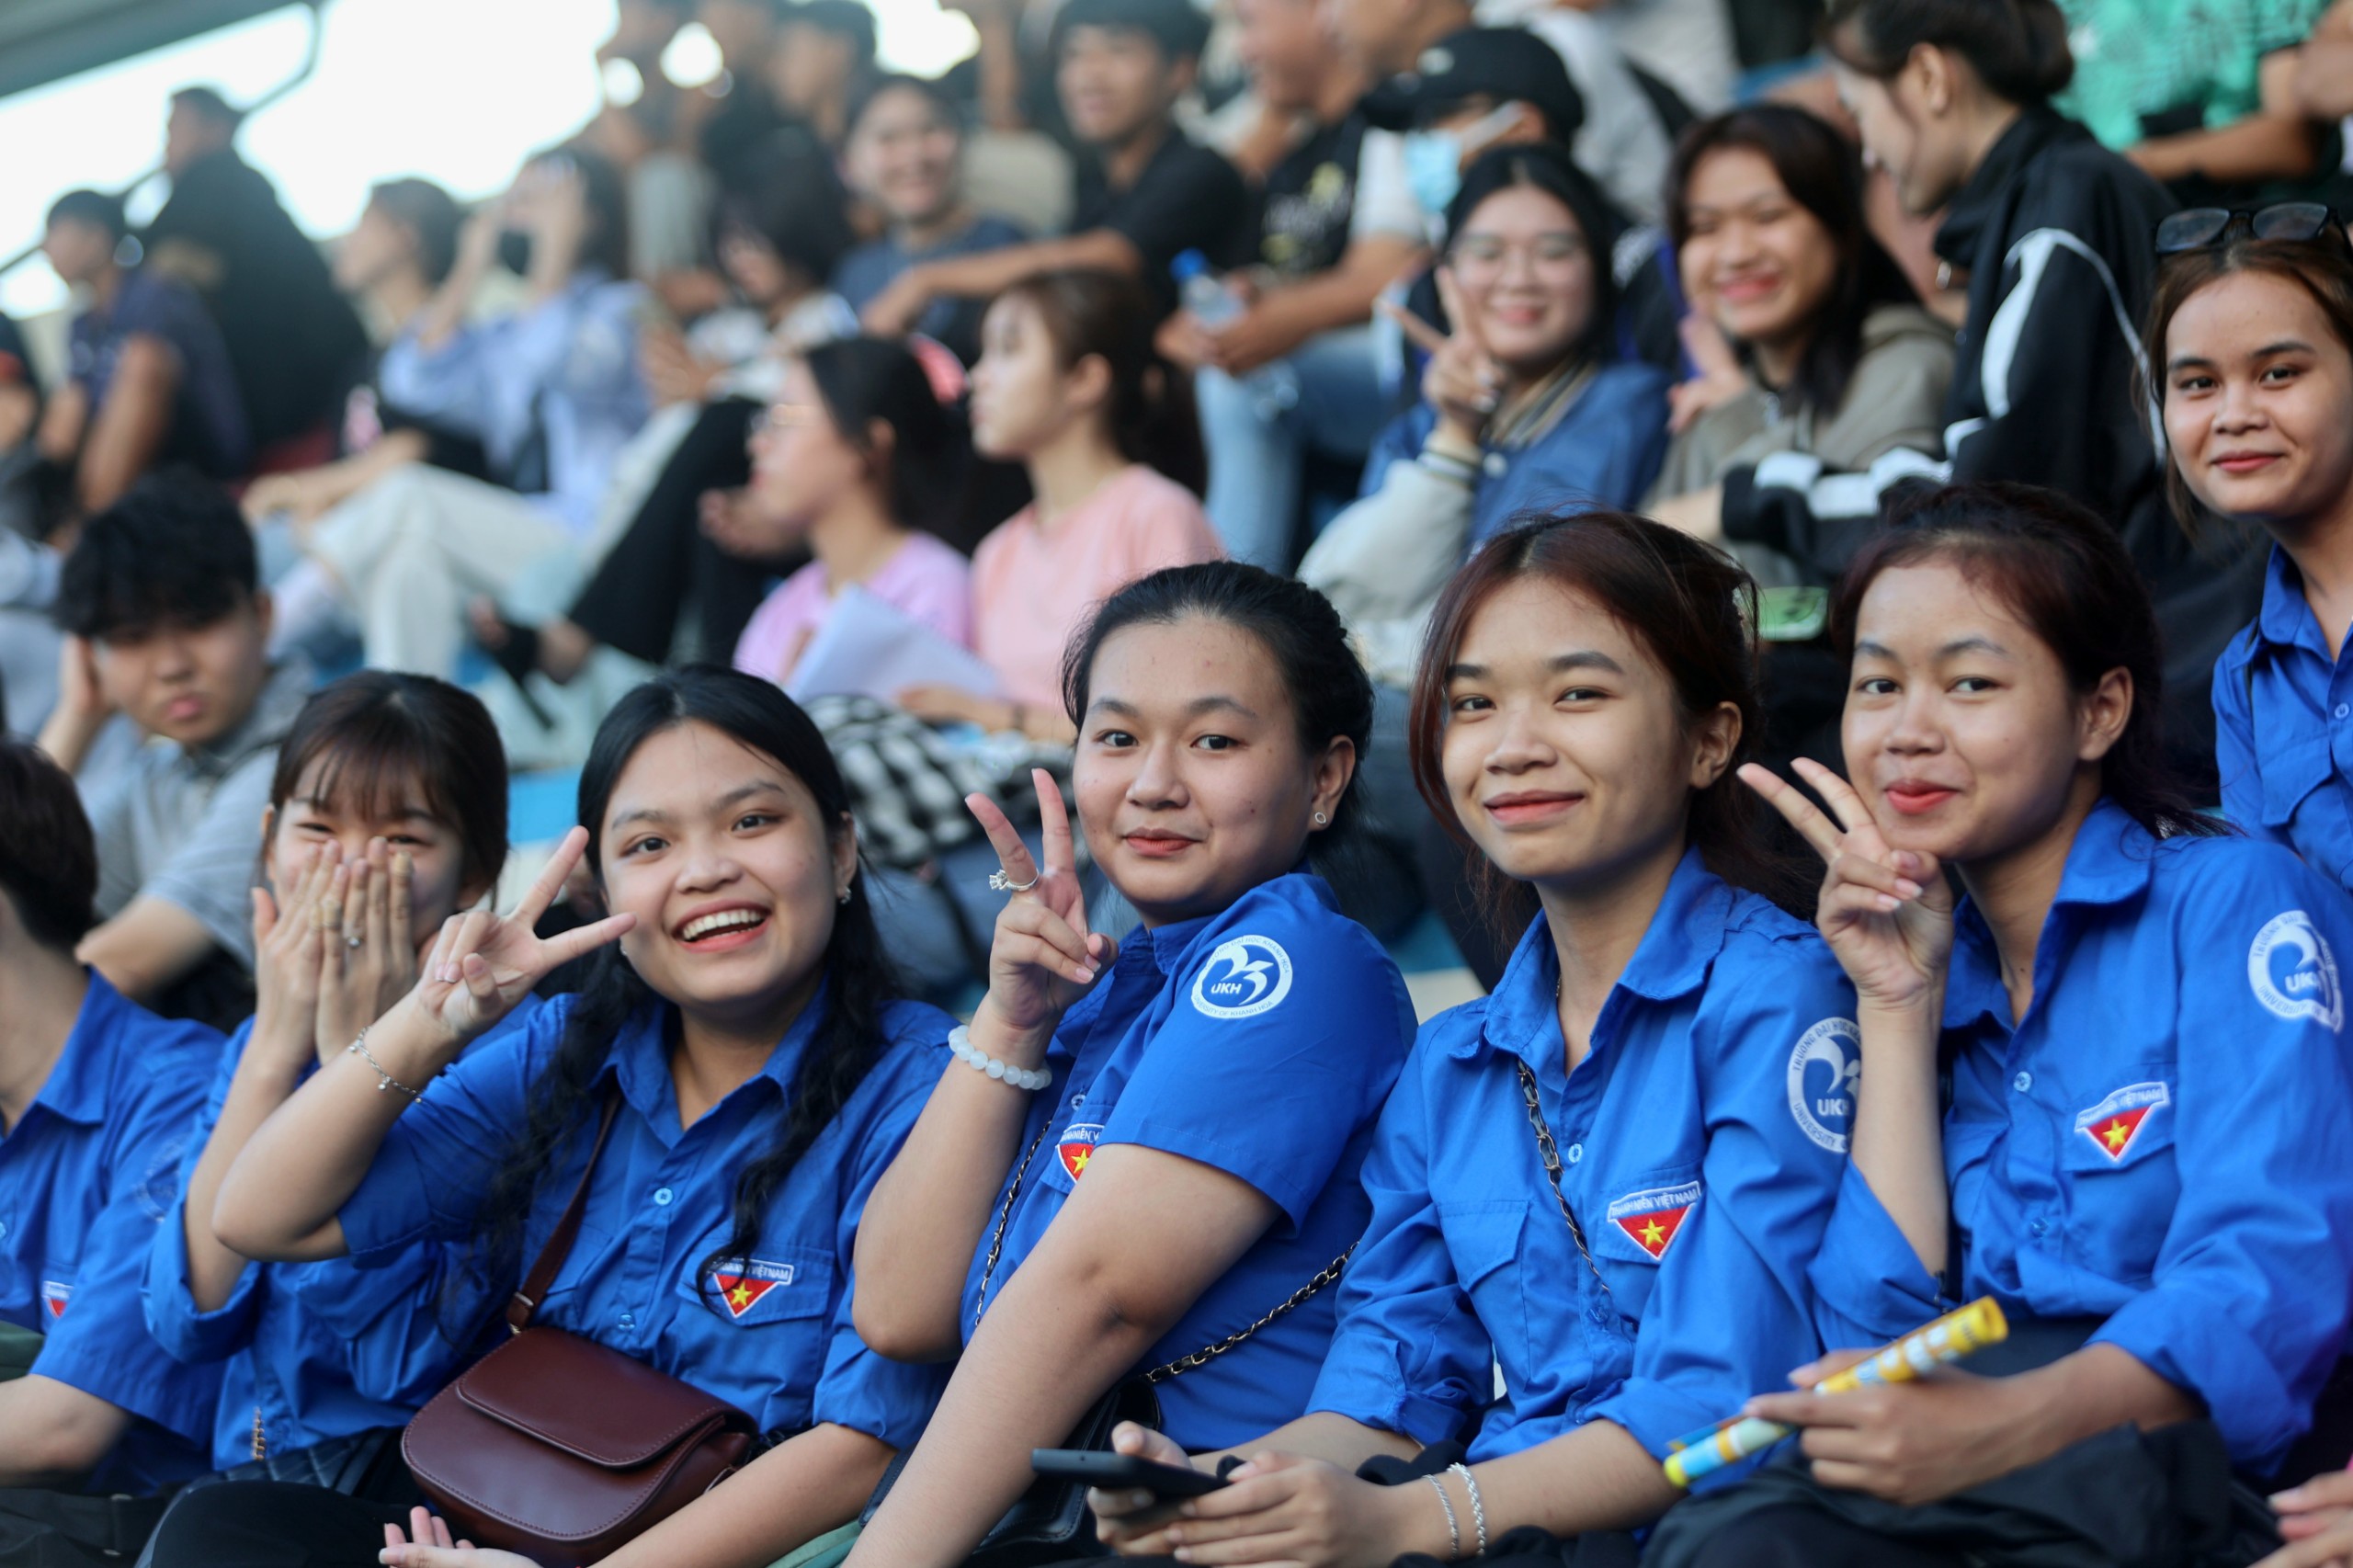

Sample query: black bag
[0,1490,173,1568]
[860,1124,1352,1567]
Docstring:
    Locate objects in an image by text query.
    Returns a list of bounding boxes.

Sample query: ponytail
[1824,0,2074,104]
[1000,268,1208,496]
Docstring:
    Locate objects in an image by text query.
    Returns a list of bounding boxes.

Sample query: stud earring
[1313,811,1329,826]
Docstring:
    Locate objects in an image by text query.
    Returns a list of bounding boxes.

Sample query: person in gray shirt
[36,473,305,1025]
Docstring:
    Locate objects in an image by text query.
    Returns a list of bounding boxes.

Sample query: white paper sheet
[784,585,1004,704]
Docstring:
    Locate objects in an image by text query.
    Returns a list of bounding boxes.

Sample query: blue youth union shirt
[957,870,1417,1451]
[1309,851,1852,1482]
[2214,544,2353,894]
[1811,799,2353,1474]
[337,989,955,1446]
[0,973,222,1494]
[142,1002,541,1470]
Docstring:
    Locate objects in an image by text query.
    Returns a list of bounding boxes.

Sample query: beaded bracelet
[948,1025,1051,1092]
[346,1028,423,1102]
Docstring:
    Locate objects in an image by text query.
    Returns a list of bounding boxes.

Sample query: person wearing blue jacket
[845,563,1417,1568]
[1096,514,1854,1564]
[142,674,517,1484]
[1684,483,2353,1567]
[155,668,957,1568]
[0,737,222,1498]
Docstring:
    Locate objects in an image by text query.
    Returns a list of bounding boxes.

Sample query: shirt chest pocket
[1591,1167,1702,1310]
[1436,1199,1531,1371]
[2058,1071,2179,1276]
[2259,735,2353,885]
[672,1241,835,1331]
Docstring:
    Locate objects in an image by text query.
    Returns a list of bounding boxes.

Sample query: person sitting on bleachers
[0,735,223,1497]
[36,475,307,1028]
[769,0,882,148]
[36,191,248,514]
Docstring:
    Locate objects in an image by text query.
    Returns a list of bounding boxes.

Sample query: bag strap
[506,1085,626,1334]
[1515,1060,1613,1305]
[976,1115,1356,1384]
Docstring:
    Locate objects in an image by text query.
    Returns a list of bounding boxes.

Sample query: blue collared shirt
[141,1005,540,1470]
[475,271,650,538]
[337,990,954,1447]
[1811,799,2353,1473]
[0,974,222,1494]
[2214,544,2353,893]
[957,871,1416,1450]
[1308,852,1853,1480]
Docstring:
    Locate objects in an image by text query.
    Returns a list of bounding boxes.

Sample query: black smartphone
[1031,1449,1229,1498]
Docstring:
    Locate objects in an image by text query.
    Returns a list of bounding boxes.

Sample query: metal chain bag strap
[402,1089,759,1566]
[860,1121,1357,1567]
[1516,1060,1614,1303]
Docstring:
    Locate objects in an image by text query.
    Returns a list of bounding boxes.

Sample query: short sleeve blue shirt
[1811,800,2353,1473]
[958,871,1416,1451]
[1308,852,1853,1483]
[2213,545,2353,894]
[141,1004,540,1470]
[0,974,222,1494]
[337,990,955,1447]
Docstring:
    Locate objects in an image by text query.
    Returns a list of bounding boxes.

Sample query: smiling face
[1073,617,1350,925]
[1842,561,2121,866]
[598,722,857,1027]
[1057,25,1186,148]
[2162,269,2353,535]
[1439,577,1733,895]
[1678,144,1841,362]
[1831,55,1963,217]
[269,758,480,948]
[1449,184,1597,378]
[747,359,873,540]
[1233,0,1330,113]
[846,84,963,229]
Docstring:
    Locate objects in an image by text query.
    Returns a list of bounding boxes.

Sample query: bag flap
[454,1329,750,1468]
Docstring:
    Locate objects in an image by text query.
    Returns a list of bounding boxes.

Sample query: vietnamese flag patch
[1058,1123,1104,1182]
[2072,1082,2169,1164]
[1606,1181,1701,1261]
[709,1258,798,1320]
[39,1280,69,1320]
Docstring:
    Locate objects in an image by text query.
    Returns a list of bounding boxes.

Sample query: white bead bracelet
[948,1025,1051,1092]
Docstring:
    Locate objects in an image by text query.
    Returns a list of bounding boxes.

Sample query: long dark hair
[1829,482,2223,841]
[1443,143,1621,376]
[525,143,631,281]
[471,667,904,1300]
[996,268,1207,496]
[1665,104,1920,417]
[267,673,509,905]
[1823,0,2074,104]
[1408,510,1796,933]
[804,335,972,533]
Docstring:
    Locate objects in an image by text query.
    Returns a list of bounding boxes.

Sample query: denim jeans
[1197,324,1392,573]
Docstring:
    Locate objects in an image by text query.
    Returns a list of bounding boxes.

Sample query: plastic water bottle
[1170,251,1298,415]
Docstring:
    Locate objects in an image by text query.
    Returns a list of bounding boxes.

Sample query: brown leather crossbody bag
[403,1089,759,1564]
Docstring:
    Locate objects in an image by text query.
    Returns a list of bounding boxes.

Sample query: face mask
[496,229,533,277]
[1402,131,1464,218]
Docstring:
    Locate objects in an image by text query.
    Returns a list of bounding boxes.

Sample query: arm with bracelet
[212,827,633,1263]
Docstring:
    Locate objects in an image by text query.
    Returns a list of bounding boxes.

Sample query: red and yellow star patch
[1605,1181,1701,1262]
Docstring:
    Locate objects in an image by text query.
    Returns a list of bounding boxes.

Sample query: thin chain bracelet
[1449,1463,1488,1557]
[1424,1472,1461,1560]
[346,1028,423,1101]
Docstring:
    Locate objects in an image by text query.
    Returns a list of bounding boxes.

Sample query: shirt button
[1564,1143,1584,1164]
[618,1312,636,1330]
[1070,1095,1086,1108]
[2336,704,2348,721]
[2013,1072,2033,1093]
[653,1187,674,1207]
[0,1221,9,1240]
[2029,1219,2048,1237]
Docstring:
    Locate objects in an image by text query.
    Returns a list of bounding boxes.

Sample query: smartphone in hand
[1032,1449,1229,1499]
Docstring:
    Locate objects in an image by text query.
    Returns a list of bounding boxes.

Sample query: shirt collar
[32,972,135,1129]
[1946,798,2156,1028]
[594,982,827,1140]
[2253,543,2328,655]
[1934,106,2074,266]
[1456,847,1734,1064]
[180,657,309,780]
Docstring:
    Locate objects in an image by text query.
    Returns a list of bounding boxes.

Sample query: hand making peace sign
[1385,266,1506,451]
[408,827,638,1045]
[966,769,1117,1040]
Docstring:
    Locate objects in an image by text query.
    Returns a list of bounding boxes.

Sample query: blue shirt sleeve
[142,1023,263,1364]
[1583,937,1850,1472]
[1307,1031,1495,1446]
[2087,847,2353,1471]
[34,1020,222,1449]
[1099,898,1413,1231]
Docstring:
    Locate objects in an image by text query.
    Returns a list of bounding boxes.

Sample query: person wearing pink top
[717,338,976,685]
[897,269,1222,741]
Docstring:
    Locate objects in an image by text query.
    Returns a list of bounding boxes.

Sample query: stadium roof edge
[0,0,310,102]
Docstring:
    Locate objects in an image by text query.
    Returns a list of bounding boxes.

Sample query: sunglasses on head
[2155,202,2347,256]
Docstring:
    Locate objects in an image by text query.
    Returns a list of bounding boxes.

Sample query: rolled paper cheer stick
[1661,1298,2009,1489]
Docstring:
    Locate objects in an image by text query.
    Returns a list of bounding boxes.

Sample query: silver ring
[346,934,365,949]
[987,869,1040,893]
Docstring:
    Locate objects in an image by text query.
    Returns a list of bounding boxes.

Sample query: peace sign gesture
[967,769,1116,1041]
[1384,266,1506,451]
[1738,759,1955,1013]
[411,827,638,1044]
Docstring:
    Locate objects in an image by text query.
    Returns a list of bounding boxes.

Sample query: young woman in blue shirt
[144,673,514,1490]
[1092,513,1858,1565]
[843,562,1419,1568]
[159,668,958,1568]
[2148,212,2353,890]
[1674,483,2353,1566]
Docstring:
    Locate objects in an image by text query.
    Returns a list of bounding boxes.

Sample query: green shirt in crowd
[2055,0,2328,149]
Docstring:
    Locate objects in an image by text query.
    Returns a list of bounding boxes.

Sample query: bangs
[284,723,456,835]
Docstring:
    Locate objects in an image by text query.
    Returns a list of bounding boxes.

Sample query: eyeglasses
[2155,202,2347,256]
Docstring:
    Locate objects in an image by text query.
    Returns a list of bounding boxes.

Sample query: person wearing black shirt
[858,0,1253,332]
[140,87,369,457]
